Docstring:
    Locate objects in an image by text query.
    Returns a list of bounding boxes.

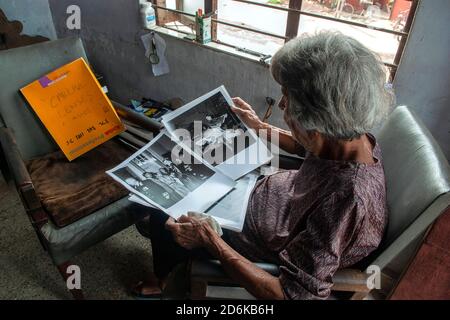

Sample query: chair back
[376,106,450,248]
[0,37,88,160]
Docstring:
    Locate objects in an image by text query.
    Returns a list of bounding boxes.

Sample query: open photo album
[107,86,272,231]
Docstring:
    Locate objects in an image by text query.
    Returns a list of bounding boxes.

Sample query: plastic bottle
[141,3,156,29]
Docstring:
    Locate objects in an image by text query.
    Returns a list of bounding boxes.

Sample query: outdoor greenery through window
[150,0,418,80]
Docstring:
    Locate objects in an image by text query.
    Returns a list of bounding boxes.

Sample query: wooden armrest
[111,100,162,134]
[190,259,279,285]
[0,127,32,188]
[332,269,370,293]
[0,127,47,225]
[190,259,371,295]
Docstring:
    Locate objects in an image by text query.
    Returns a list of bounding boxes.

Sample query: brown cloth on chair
[26,139,133,227]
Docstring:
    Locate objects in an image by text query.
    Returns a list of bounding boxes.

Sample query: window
[150,0,418,80]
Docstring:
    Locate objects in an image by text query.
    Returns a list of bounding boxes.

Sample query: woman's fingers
[232,97,253,111]
[166,217,195,234]
[165,217,178,231]
[230,105,246,117]
[170,223,198,249]
[231,105,253,119]
[178,215,193,223]
[231,98,265,131]
[165,215,208,249]
[177,215,189,223]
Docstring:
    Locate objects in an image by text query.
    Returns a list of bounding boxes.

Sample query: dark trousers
[136,210,214,279]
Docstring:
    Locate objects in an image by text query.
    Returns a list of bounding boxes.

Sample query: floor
[0,170,161,300]
[389,208,450,300]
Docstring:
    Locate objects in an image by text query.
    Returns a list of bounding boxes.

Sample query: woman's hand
[167,214,285,299]
[231,97,268,132]
[232,97,304,155]
[165,215,213,250]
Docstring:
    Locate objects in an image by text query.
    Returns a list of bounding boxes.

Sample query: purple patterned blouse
[227,135,387,300]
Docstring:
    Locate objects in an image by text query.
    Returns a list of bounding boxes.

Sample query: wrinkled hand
[165,215,213,250]
[231,97,268,131]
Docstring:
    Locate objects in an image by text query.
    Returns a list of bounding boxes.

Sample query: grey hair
[271,31,394,140]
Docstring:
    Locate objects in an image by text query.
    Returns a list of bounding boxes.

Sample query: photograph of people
[110,134,216,210]
[197,113,247,158]
[114,165,180,209]
[167,90,253,165]
[114,166,176,208]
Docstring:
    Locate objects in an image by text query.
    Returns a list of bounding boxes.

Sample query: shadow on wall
[0,9,49,50]
[0,0,57,40]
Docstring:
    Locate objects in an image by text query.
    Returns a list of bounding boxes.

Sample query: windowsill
[145,26,271,68]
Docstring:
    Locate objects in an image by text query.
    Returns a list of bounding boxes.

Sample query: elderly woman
[133,31,392,300]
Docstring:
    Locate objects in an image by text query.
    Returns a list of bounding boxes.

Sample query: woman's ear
[307,130,321,141]
[306,130,326,155]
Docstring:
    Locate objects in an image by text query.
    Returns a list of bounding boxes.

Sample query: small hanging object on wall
[141,31,170,76]
[0,9,49,50]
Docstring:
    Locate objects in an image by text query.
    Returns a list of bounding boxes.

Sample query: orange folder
[20,58,124,161]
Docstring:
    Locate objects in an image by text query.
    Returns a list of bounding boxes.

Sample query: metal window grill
[149,0,419,80]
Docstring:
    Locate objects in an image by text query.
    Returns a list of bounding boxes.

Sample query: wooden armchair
[0,37,163,299]
[189,106,450,300]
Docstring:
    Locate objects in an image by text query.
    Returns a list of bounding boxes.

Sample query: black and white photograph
[162,86,272,180]
[178,92,250,159]
[164,87,251,162]
[205,171,259,231]
[129,171,259,232]
[107,132,236,218]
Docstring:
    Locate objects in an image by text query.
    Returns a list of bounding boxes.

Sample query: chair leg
[350,291,369,300]
[57,261,85,300]
[190,278,208,300]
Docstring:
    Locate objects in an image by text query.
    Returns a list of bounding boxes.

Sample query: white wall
[394,0,450,159]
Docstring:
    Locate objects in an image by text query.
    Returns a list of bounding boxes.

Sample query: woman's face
[279,87,296,131]
[279,87,317,152]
